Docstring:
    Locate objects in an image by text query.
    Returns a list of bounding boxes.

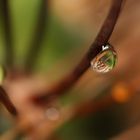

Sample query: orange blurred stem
[74,95,114,118]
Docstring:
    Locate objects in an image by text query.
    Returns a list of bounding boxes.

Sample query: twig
[0,86,17,116]
[1,0,14,68]
[24,0,48,72]
[74,95,114,118]
[32,0,123,105]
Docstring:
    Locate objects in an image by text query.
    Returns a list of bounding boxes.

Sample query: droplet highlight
[91,43,117,73]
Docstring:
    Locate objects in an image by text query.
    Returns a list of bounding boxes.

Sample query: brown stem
[24,0,49,72]
[0,86,17,116]
[33,0,123,105]
[74,95,114,118]
[1,0,14,68]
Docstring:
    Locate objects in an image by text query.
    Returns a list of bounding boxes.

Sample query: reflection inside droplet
[46,107,60,121]
[91,44,117,73]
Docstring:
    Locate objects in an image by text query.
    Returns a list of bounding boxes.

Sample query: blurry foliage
[3,0,84,71]
[36,17,84,72]
[0,6,5,63]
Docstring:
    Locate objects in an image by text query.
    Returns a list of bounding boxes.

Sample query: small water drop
[46,107,60,121]
[91,43,117,73]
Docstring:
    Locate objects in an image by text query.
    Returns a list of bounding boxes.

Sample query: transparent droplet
[91,43,117,73]
[46,107,60,121]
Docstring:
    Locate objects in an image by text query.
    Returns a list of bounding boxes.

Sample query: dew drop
[46,107,60,121]
[91,43,117,73]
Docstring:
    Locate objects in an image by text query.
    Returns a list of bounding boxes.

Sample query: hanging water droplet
[91,43,117,73]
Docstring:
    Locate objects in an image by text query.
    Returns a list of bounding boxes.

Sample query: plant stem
[24,0,48,72]
[1,0,14,68]
[32,0,123,106]
[0,86,17,116]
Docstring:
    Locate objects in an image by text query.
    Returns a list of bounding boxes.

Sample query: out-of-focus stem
[0,86,17,116]
[24,0,49,72]
[1,0,14,68]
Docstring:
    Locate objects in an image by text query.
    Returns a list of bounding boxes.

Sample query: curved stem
[33,0,123,105]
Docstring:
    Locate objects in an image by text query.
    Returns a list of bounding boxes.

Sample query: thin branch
[24,0,48,72]
[1,0,14,68]
[0,86,17,116]
[32,0,123,105]
[74,95,114,118]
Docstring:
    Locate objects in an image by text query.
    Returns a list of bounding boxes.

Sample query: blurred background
[0,0,140,139]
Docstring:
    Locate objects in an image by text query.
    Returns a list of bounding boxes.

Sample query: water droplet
[91,43,117,73]
[46,107,60,121]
